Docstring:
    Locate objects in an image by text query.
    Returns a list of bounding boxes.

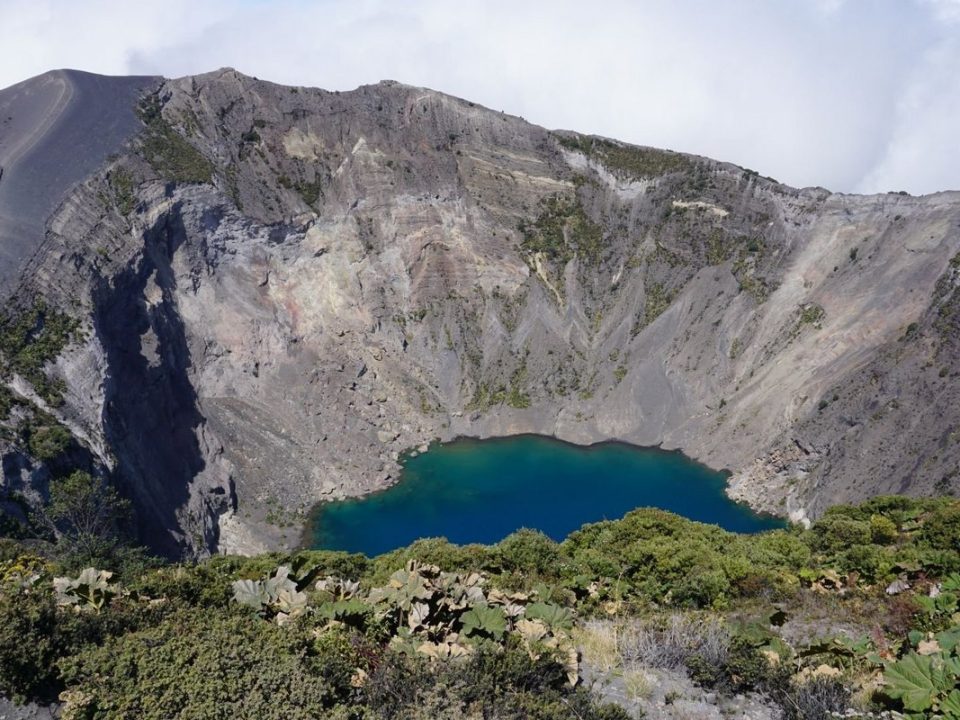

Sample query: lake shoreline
[300,433,787,555]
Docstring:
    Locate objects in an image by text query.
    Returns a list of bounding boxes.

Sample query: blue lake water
[309,435,785,555]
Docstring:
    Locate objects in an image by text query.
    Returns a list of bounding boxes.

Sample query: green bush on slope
[137,95,214,185]
[58,610,344,720]
[2,495,960,718]
[0,579,167,704]
[0,300,80,406]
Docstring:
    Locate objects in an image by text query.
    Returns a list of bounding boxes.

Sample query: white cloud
[0,0,956,194]
[857,33,960,195]
[923,0,960,23]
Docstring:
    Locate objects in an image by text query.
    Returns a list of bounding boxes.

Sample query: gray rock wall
[2,68,959,555]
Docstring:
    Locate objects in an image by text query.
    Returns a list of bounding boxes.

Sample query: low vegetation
[0,300,80,407]
[24,413,73,460]
[798,303,826,328]
[557,135,692,180]
[1,495,960,717]
[278,173,323,208]
[732,252,771,303]
[466,381,531,412]
[107,168,136,216]
[631,282,674,336]
[790,302,827,342]
[519,195,604,265]
[137,95,214,185]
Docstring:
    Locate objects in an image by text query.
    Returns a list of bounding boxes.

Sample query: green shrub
[84,546,162,585]
[0,589,63,701]
[798,303,825,326]
[0,539,36,564]
[3,494,960,717]
[836,544,893,581]
[921,503,960,552]
[673,568,731,607]
[497,529,563,577]
[519,195,603,265]
[25,419,73,460]
[137,95,214,184]
[687,635,776,693]
[58,610,346,719]
[563,546,624,580]
[128,551,361,608]
[128,562,235,608]
[858,495,920,519]
[288,549,370,580]
[563,510,782,606]
[108,168,136,215]
[0,300,79,406]
[870,514,899,544]
[642,282,673,328]
[746,530,811,570]
[42,471,130,561]
[365,641,622,720]
[557,134,691,180]
[0,586,162,703]
[369,538,493,583]
[808,515,872,553]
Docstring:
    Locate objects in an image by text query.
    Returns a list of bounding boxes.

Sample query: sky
[1,0,958,195]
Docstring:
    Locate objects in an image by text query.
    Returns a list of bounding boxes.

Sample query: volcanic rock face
[0,70,159,294]
[1,68,958,556]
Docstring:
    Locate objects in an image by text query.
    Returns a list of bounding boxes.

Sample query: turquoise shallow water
[309,435,785,555]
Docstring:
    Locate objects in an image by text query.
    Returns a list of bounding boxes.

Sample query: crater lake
[309,435,785,555]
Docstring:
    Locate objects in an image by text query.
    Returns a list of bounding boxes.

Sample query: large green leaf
[942,689,960,719]
[731,619,776,647]
[263,566,298,603]
[942,574,960,593]
[408,602,431,630]
[54,568,117,611]
[936,627,960,654]
[231,579,269,609]
[317,599,372,627]
[524,602,573,631]
[374,568,434,610]
[288,556,323,591]
[461,605,506,641]
[884,653,949,712]
[515,618,549,643]
[274,587,308,616]
[937,592,960,614]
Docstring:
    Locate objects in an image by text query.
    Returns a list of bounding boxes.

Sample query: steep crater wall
[1,68,959,557]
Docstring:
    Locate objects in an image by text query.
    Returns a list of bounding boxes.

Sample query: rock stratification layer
[1,68,958,556]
